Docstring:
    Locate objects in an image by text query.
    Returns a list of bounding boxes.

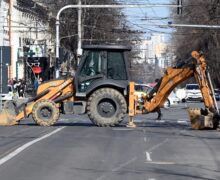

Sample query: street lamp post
[0,46,2,110]
[55,3,182,78]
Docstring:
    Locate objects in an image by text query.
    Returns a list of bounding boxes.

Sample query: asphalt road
[0,102,219,180]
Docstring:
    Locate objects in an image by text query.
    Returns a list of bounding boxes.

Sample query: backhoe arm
[143,67,194,113]
[191,51,218,113]
[142,51,218,114]
[128,51,219,129]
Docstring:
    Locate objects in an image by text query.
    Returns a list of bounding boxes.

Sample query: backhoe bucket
[0,101,18,126]
[188,108,216,130]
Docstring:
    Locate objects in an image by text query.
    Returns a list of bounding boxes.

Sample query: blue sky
[122,0,173,40]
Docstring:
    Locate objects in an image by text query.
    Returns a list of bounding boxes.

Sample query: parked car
[214,89,220,101]
[0,93,13,101]
[0,93,13,105]
[134,84,152,103]
[183,84,203,102]
[134,84,180,107]
[167,91,181,106]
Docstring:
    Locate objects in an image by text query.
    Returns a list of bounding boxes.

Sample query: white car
[134,84,152,103]
[134,84,180,107]
[165,91,181,107]
[0,93,13,105]
[0,93,13,100]
[183,84,203,102]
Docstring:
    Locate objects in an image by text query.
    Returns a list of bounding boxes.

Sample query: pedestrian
[19,79,26,98]
[34,78,39,91]
[147,78,163,120]
[8,78,13,92]
[17,79,22,97]
[38,77,43,84]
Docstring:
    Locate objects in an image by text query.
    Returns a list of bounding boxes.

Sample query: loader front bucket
[188,108,219,130]
[0,101,18,126]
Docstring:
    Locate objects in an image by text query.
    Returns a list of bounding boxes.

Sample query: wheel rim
[38,107,53,120]
[97,98,117,118]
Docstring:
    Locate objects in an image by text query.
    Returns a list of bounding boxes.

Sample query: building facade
[0,0,54,82]
[133,34,169,68]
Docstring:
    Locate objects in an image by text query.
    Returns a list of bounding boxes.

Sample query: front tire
[87,88,127,127]
[32,100,60,126]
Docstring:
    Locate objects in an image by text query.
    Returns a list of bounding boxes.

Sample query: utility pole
[9,0,12,79]
[77,0,82,63]
[0,46,2,110]
[177,0,182,14]
[0,1,4,110]
[55,3,182,78]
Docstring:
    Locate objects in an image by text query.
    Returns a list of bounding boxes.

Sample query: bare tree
[35,0,140,72]
[171,0,220,87]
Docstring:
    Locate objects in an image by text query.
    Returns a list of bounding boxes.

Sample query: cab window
[107,52,127,80]
[80,51,103,77]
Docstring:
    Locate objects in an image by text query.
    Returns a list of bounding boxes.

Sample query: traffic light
[177,0,183,15]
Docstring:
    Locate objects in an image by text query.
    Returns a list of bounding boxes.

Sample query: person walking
[34,78,39,91]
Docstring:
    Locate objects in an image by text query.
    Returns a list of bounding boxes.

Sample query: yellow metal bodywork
[16,78,75,121]
[0,50,218,129]
[0,78,75,125]
[144,67,194,112]
[128,51,218,129]
[191,51,215,111]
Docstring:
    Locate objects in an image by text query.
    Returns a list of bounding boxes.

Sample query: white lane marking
[135,119,191,125]
[96,157,137,180]
[145,139,176,165]
[148,139,169,152]
[145,161,175,165]
[59,118,80,122]
[155,120,165,123]
[0,127,65,166]
[112,128,134,131]
[146,152,152,162]
[177,120,188,124]
[178,119,189,121]
[112,157,137,172]
[59,118,69,122]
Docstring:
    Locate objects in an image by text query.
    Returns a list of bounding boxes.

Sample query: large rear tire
[32,100,60,126]
[87,88,127,127]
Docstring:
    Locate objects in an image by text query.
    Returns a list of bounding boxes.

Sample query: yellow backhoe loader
[127,51,219,129]
[0,45,219,130]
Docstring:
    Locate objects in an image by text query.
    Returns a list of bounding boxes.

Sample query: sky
[121,0,173,41]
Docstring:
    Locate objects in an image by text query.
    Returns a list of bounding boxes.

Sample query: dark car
[214,89,220,101]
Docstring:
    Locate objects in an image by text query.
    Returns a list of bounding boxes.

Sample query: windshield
[186,84,199,90]
[135,85,152,93]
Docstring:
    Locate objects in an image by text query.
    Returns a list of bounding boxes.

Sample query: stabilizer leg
[126,116,136,128]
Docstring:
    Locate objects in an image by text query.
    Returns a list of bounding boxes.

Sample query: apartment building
[0,0,53,84]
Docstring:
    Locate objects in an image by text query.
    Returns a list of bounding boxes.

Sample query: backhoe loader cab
[0,44,133,127]
[75,45,131,96]
[71,45,132,126]
[0,48,219,129]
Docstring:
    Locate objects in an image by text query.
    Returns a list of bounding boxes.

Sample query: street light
[55,3,182,78]
[0,46,2,110]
